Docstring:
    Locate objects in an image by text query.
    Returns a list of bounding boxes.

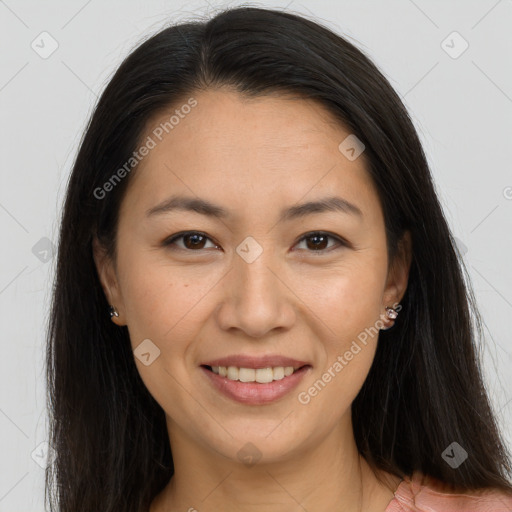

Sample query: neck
[150,414,401,512]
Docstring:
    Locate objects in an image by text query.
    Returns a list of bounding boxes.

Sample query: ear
[92,235,125,326]
[382,230,412,322]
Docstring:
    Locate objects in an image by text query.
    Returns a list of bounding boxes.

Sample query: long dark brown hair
[45,5,512,511]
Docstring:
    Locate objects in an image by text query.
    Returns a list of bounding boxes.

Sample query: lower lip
[200,365,311,405]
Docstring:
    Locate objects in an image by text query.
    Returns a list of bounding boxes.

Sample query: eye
[293,231,346,253]
[163,231,219,251]
[162,230,346,253]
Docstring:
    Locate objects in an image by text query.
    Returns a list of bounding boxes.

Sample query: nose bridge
[236,235,275,290]
[235,233,280,308]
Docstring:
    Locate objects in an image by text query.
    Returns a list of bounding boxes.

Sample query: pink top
[385,472,512,511]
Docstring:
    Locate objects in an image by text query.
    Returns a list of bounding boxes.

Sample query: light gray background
[1,0,511,510]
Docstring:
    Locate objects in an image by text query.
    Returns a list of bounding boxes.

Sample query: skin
[94,88,412,512]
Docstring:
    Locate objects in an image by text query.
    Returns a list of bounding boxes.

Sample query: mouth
[200,364,312,405]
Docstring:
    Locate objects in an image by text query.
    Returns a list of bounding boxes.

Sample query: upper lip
[202,355,311,369]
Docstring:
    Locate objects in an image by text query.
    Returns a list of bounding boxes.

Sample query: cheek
[115,249,213,412]
[297,257,386,342]
[293,257,386,403]
[117,247,218,351]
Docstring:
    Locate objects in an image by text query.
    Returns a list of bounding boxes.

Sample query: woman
[45,6,512,512]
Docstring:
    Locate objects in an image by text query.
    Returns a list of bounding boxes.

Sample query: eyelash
[162,230,347,254]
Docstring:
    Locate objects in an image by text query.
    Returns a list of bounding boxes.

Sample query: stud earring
[385,306,399,320]
[109,305,119,318]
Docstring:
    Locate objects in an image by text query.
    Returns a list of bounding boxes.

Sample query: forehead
[121,89,379,222]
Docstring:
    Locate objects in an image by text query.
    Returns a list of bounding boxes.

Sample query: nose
[214,239,296,338]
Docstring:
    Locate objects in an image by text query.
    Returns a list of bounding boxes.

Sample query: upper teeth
[211,366,298,383]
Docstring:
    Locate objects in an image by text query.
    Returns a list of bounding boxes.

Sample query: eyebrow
[146,194,363,222]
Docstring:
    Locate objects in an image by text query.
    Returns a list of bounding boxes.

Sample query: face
[94,88,410,465]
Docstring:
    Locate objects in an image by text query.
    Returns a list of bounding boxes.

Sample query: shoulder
[385,471,512,512]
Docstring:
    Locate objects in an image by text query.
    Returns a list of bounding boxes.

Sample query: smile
[201,364,311,405]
